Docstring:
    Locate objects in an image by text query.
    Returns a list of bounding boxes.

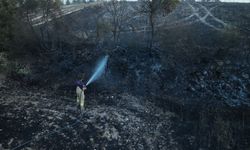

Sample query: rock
[8,138,14,146]
[226,60,231,64]
[84,124,88,129]
[217,61,224,66]
[191,87,196,91]
[48,116,53,120]
[203,71,207,75]
[242,73,249,79]
[0,144,5,150]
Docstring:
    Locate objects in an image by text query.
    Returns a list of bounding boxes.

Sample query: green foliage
[73,0,82,3]
[0,0,62,60]
[213,116,233,149]
[19,0,39,12]
[160,0,179,13]
[17,0,62,13]
[56,0,64,6]
[38,0,61,12]
[96,21,112,37]
[5,61,32,81]
[0,0,16,52]
[0,53,8,73]
[220,25,241,47]
[66,0,71,5]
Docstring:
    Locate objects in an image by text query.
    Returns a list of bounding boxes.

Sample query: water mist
[86,55,109,86]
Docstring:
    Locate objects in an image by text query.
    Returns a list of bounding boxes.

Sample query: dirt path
[169,2,228,30]
[119,2,229,34]
[31,3,102,27]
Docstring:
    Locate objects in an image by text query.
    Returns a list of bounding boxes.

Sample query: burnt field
[0,80,180,150]
[1,1,250,150]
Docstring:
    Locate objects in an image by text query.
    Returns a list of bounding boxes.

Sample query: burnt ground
[0,80,183,150]
[1,2,250,150]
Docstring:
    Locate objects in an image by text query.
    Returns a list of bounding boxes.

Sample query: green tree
[140,0,178,48]
[4,0,62,56]
[66,0,71,5]
[54,0,63,7]
[22,0,39,12]
[0,0,16,52]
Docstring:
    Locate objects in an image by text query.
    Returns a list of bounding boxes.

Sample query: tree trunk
[149,13,154,49]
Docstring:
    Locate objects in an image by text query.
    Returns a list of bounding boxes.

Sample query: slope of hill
[1,1,250,150]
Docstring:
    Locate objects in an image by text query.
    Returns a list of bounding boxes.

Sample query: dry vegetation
[0,0,250,149]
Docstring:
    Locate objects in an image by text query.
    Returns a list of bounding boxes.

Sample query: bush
[7,62,31,81]
[0,0,16,52]
[0,53,8,73]
[220,25,241,48]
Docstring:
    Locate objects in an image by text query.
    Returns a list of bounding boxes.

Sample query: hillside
[0,1,250,150]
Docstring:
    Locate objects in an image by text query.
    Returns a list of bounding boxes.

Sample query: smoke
[86,55,109,86]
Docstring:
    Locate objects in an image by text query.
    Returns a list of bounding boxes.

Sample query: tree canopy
[0,0,16,52]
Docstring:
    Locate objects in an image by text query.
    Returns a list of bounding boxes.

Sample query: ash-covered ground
[0,80,182,150]
[1,1,250,150]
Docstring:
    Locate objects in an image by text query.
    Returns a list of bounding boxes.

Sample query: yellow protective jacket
[76,86,86,110]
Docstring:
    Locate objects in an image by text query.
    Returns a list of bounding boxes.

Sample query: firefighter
[76,80,87,111]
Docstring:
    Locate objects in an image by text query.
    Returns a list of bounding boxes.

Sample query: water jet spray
[86,55,109,86]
